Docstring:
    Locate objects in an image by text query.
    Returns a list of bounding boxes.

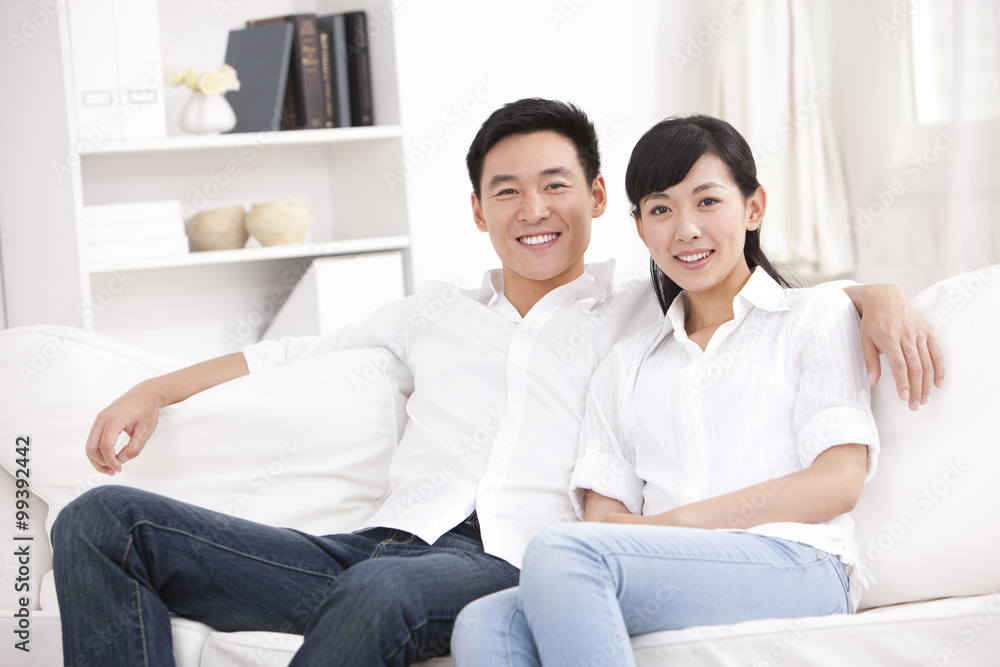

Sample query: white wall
[393,0,719,288]
[0,230,6,330]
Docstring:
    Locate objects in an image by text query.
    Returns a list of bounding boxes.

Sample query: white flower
[165,64,241,95]
[182,68,201,91]
[165,65,185,87]
[219,64,240,92]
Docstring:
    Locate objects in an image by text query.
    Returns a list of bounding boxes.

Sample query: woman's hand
[586,492,703,527]
[85,382,163,475]
[844,283,945,410]
[601,508,693,527]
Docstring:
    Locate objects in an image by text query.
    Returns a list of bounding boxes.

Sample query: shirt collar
[664,267,790,334]
[477,259,618,314]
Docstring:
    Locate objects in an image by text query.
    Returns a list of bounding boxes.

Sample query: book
[316,14,351,127]
[86,235,190,262]
[81,200,183,224]
[82,200,188,262]
[248,14,326,130]
[343,11,374,126]
[222,22,294,133]
[318,30,334,128]
[83,218,186,243]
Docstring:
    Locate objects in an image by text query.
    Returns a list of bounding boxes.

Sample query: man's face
[472,131,607,298]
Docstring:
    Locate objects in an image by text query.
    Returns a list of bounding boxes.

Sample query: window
[909,0,1000,123]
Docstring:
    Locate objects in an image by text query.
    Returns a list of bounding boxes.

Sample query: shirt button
[496,451,506,460]
[512,359,521,367]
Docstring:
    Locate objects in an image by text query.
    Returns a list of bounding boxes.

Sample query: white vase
[178,92,237,135]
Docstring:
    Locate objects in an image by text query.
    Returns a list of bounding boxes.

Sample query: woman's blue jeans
[52,486,519,667]
[451,522,851,667]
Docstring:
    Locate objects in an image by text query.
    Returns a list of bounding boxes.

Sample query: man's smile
[518,233,560,246]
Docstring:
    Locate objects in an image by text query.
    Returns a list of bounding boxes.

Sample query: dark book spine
[331,14,352,127]
[289,15,325,129]
[279,67,297,131]
[248,14,325,130]
[317,15,349,127]
[246,16,298,130]
[343,11,374,126]
[319,30,334,128]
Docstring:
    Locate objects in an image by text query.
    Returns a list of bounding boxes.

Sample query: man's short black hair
[466,98,601,200]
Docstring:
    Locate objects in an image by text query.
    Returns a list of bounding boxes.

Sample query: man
[54,98,943,666]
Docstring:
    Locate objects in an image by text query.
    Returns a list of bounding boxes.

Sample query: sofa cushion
[0,325,413,611]
[854,264,1000,609]
[196,626,455,667]
[627,593,1000,665]
[0,324,184,612]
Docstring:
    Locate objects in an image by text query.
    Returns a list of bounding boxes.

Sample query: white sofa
[1,266,999,666]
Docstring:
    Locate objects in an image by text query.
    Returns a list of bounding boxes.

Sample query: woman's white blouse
[570,268,880,609]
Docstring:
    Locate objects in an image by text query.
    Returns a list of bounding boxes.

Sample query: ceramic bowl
[187,205,248,251]
[245,198,312,246]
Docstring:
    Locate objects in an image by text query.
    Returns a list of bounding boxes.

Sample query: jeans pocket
[822,553,852,614]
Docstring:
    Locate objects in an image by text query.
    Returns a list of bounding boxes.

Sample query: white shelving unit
[88,235,411,274]
[0,0,410,361]
[88,124,404,155]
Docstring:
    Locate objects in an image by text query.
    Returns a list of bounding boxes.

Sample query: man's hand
[85,382,162,475]
[845,284,945,410]
[83,351,251,475]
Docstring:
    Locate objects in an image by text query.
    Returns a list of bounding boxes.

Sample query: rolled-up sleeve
[569,346,645,518]
[792,289,880,480]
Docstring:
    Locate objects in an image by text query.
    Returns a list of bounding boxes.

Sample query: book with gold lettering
[247,13,325,130]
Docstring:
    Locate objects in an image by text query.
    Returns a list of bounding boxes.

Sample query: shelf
[86,125,403,156]
[88,235,410,273]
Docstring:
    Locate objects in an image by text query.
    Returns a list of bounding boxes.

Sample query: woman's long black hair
[624,115,795,314]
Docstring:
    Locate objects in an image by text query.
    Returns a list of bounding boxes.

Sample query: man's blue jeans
[451,522,851,667]
[52,486,519,667]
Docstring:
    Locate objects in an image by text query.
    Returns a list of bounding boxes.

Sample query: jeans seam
[133,580,150,667]
[597,546,838,570]
[122,520,339,579]
[502,603,520,667]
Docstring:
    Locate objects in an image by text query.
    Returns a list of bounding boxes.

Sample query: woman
[451,115,879,666]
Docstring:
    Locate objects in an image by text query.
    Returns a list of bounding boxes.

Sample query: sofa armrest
[0,326,413,615]
[854,265,1000,609]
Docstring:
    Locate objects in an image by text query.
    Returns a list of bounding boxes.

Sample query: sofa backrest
[854,264,1000,609]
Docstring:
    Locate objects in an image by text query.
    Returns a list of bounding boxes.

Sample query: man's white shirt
[242,260,662,568]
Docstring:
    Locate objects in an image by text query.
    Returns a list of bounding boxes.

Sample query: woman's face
[634,153,765,299]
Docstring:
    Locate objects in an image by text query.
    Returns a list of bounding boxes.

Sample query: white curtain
[831,0,1000,294]
[941,0,1000,277]
[712,0,855,281]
